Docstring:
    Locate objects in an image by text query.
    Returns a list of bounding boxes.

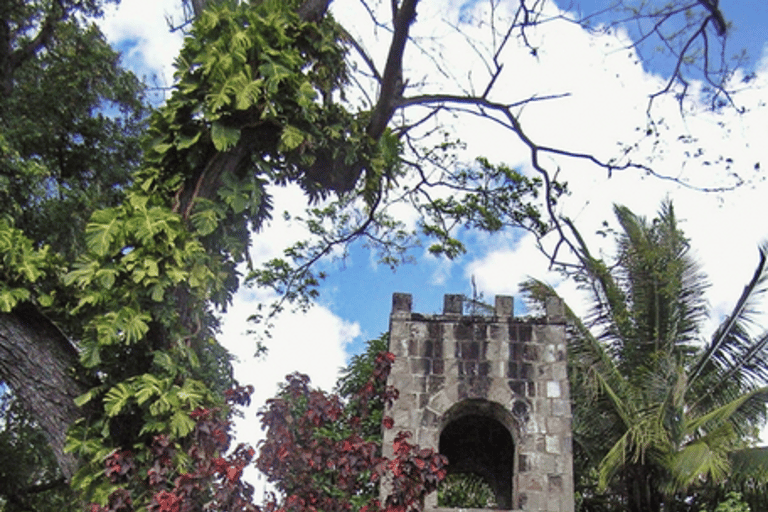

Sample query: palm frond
[665,424,733,492]
[686,387,768,435]
[729,446,768,480]
[689,244,768,392]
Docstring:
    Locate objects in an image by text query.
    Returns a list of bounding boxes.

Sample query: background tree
[0,0,148,486]
[523,201,768,512]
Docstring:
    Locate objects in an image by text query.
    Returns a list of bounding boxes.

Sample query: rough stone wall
[383,293,574,512]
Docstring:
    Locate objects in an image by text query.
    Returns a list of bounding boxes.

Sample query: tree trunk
[0,303,89,480]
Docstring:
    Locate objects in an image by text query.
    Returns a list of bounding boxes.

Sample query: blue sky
[97,0,768,458]
[318,0,768,354]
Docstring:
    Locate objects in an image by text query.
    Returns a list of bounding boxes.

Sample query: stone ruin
[382,293,574,512]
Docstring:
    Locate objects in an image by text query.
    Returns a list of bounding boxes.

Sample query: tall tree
[523,201,768,512]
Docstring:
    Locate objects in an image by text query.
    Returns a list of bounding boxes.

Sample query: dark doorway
[438,414,513,508]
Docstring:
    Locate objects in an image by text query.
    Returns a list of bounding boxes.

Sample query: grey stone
[495,295,514,317]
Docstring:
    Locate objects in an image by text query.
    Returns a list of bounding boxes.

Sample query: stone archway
[438,403,515,508]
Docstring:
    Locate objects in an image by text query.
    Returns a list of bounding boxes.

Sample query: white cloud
[99,0,185,91]
[220,285,361,488]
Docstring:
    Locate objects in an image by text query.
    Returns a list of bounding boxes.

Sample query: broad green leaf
[191,208,220,236]
[74,386,105,407]
[149,283,166,302]
[37,293,54,307]
[122,309,151,343]
[258,61,292,82]
[170,410,195,438]
[149,396,171,416]
[152,142,174,155]
[235,78,264,110]
[0,286,30,312]
[104,383,134,417]
[136,378,163,405]
[85,208,122,257]
[211,122,241,151]
[280,125,305,151]
[297,80,318,109]
[176,131,201,150]
[95,267,119,289]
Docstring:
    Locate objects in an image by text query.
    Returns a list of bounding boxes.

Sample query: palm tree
[523,201,768,512]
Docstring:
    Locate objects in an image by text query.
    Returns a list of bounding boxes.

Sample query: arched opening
[438,404,514,509]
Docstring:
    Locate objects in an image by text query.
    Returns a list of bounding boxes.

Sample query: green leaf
[74,386,105,407]
[0,286,30,312]
[104,383,134,417]
[211,122,241,151]
[136,376,164,405]
[190,208,221,236]
[37,293,54,307]
[176,131,201,150]
[85,208,122,257]
[258,61,292,82]
[280,125,305,151]
[170,410,195,438]
[235,79,264,110]
[95,267,119,289]
[122,308,151,343]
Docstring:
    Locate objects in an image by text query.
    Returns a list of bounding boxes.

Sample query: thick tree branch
[367,0,418,139]
[0,304,88,480]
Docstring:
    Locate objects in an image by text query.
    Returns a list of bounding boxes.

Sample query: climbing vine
[0,0,402,507]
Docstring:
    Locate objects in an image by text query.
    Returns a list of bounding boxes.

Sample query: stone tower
[383,293,574,512]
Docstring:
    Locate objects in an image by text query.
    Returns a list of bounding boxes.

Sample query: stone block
[546,435,561,454]
[547,495,563,512]
[487,380,512,404]
[424,339,442,358]
[427,375,445,394]
[410,357,430,375]
[410,322,428,340]
[489,323,507,342]
[392,293,412,314]
[508,380,525,396]
[495,295,514,317]
[427,390,452,415]
[537,364,553,379]
[547,381,561,398]
[551,398,570,417]
[521,363,533,379]
[546,416,565,435]
[392,408,410,429]
[552,362,567,380]
[545,296,566,323]
[523,343,539,362]
[542,343,556,363]
[443,294,463,314]
[556,343,567,361]
[517,323,533,342]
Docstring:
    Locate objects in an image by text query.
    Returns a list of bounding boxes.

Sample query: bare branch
[367,0,418,139]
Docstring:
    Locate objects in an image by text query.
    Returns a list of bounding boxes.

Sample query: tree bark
[0,303,88,480]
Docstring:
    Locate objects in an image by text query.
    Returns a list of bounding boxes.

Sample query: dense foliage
[258,351,447,512]
[0,392,77,512]
[524,201,768,512]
